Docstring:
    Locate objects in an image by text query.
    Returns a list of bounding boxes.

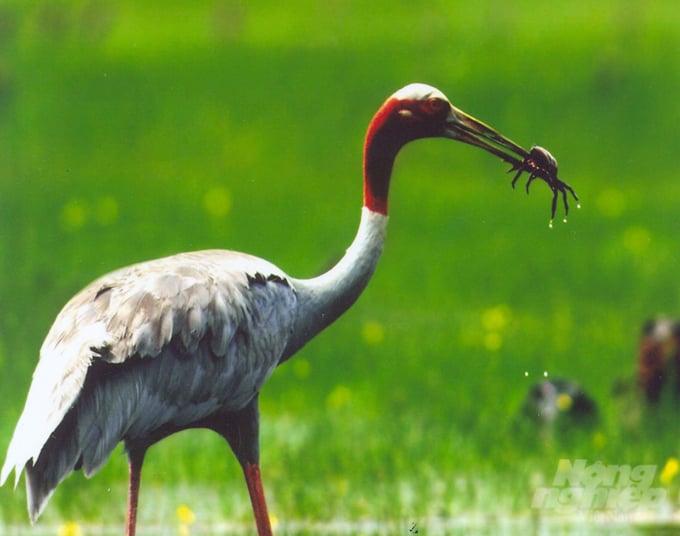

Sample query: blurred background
[1,1,680,533]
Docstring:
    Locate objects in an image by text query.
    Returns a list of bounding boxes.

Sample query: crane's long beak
[443,105,530,166]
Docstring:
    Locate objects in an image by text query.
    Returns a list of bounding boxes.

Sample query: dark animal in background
[637,317,680,403]
[520,378,597,427]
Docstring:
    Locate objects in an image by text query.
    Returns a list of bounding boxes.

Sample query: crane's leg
[125,448,146,536]
[244,462,273,536]
[212,396,273,535]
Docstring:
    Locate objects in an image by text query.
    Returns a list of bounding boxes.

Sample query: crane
[1,83,575,536]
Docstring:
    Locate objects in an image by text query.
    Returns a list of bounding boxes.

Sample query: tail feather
[3,361,139,523]
[26,463,57,524]
[23,408,83,523]
[20,382,126,522]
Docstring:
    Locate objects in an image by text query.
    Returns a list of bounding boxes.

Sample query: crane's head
[364,83,578,221]
[366,83,530,167]
[380,84,529,155]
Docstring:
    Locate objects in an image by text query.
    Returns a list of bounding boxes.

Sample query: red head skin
[362,88,453,215]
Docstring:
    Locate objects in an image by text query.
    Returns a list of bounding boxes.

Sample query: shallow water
[2,516,679,536]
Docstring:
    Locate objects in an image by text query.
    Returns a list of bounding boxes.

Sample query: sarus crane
[1,83,576,535]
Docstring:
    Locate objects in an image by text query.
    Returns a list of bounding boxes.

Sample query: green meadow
[2,1,680,533]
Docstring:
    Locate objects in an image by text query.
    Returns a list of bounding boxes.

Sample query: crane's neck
[284,207,387,361]
[281,99,404,361]
[363,97,406,215]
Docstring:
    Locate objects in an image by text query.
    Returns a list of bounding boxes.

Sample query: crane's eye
[424,97,447,116]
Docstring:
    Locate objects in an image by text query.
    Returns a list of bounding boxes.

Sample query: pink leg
[244,463,273,536]
[126,450,145,536]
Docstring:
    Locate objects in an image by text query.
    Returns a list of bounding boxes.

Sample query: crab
[506,145,580,224]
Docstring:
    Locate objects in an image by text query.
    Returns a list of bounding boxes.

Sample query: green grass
[2,1,680,533]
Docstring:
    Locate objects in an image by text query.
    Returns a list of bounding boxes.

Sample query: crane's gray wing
[1,250,297,491]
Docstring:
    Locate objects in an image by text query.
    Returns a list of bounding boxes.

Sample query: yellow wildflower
[177,504,196,524]
[203,186,232,218]
[361,320,385,345]
[660,457,679,486]
[556,393,573,412]
[326,385,352,410]
[57,522,82,536]
[592,432,606,450]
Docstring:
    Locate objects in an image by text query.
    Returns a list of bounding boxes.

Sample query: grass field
[2,1,680,534]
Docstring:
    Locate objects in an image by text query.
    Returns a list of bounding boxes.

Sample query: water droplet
[543,371,548,377]
[563,217,568,224]
[577,203,582,209]
[548,219,554,229]
[524,371,529,377]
